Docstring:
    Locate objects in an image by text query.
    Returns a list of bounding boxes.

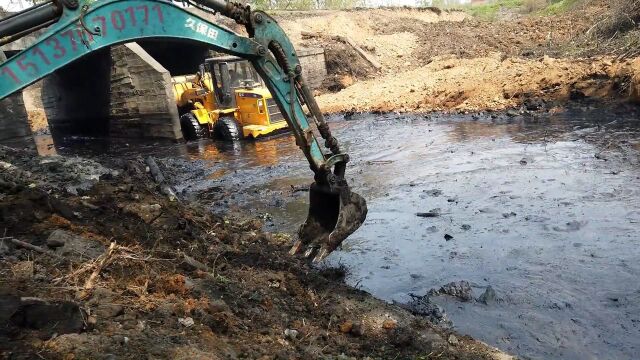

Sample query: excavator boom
[0,0,367,261]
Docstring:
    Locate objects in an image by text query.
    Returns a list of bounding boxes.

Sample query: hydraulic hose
[0,1,62,44]
[190,0,251,25]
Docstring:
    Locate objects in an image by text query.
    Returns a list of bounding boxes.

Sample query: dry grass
[571,0,640,58]
[589,0,640,38]
[523,0,548,13]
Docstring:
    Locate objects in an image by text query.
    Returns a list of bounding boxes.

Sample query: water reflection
[446,108,640,159]
[183,135,298,168]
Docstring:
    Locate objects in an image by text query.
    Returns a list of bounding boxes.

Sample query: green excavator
[0,0,367,262]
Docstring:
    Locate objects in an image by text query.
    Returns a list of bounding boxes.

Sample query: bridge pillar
[0,47,35,145]
[0,43,182,144]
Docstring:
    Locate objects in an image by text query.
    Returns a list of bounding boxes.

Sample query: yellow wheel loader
[172,56,289,141]
[0,0,367,262]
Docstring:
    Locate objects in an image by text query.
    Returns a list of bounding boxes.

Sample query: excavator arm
[0,0,367,262]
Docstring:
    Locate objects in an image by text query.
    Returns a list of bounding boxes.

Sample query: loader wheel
[180,113,206,141]
[214,116,241,141]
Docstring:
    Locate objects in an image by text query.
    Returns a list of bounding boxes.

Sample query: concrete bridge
[0,11,327,145]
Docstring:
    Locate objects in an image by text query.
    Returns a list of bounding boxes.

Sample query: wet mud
[1,144,503,359]
[47,102,640,360]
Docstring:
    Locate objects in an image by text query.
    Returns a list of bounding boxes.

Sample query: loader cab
[203,57,265,110]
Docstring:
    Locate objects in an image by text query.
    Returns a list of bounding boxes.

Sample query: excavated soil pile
[0,146,509,359]
[308,39,376,92]
[271,3,640,113]
[276,7,594,75]
[277,8,469,83]
[316,55,640,113]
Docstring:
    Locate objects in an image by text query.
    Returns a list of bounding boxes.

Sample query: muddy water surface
[55,106,640,360]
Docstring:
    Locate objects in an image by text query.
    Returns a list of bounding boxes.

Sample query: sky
[1,0,27,11]
[1,0,28,12]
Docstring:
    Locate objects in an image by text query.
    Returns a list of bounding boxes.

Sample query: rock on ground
[429,280,474,302]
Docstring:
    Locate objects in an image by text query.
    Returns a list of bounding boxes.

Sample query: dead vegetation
[589,0,640,38]
[562,0,640,58]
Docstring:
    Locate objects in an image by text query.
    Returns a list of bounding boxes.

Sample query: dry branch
[181,253,208,272]
[1,236,69,263]
[78,242,117,300]
[338,36,382,70]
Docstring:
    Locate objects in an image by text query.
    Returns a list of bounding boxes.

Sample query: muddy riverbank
[0,139,510,359]
[316,55,640,113]
[42,102,640,360]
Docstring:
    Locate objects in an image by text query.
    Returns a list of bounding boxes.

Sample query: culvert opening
[41,48,111,138]
[138,40,210,76]
[32,41,211,142]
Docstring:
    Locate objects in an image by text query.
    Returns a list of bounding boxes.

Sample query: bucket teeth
[312,247,329,263]
[303,246,317,259]
[289,240,303,255]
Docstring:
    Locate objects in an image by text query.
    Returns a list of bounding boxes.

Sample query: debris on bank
[0,145,511,359]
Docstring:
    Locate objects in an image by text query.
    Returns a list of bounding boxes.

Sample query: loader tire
[214,116,241,141]
[180,113,206,141]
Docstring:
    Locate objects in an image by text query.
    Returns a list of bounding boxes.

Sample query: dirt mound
[301,37,376,92]
[317,55,637,113]
[277,7,468,47]
[270,3,640,113]
[405,15,588,61]
[277,8,467,73]
[0,146,509,359]
[278,5,596,74]
[322,42,375,91]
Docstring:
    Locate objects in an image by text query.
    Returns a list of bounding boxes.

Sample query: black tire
[214,116,241,141]
[180,113,206,141]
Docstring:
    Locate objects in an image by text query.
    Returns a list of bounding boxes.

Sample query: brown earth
[317,55,637,113]
[278,6,587,70]
[272,2,640,113]
[0,145,511,359]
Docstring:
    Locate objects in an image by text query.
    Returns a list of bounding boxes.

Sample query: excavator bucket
[290,182,368,262]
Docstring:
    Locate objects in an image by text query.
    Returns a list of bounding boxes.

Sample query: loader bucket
[291,182,367,262]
